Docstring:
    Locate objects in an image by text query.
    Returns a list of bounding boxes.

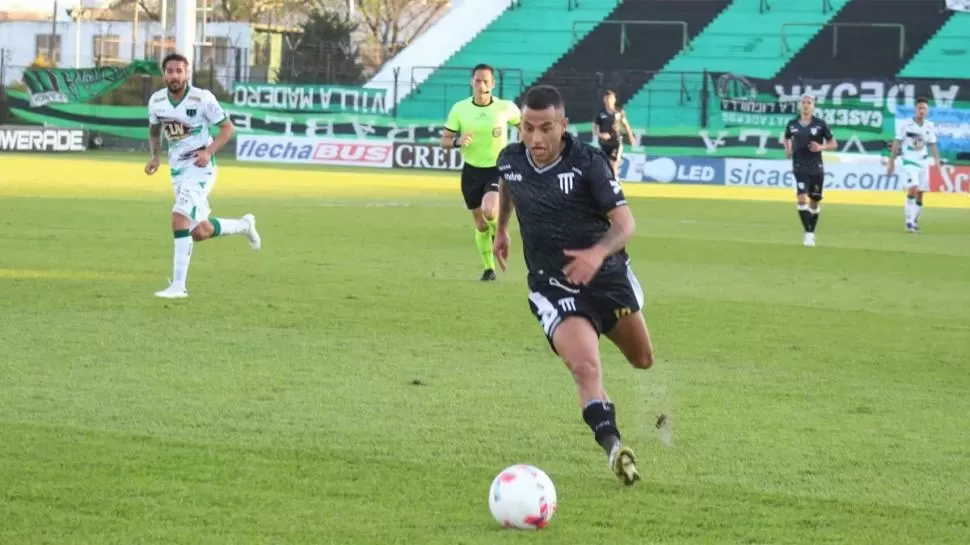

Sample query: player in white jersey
[886,97,941,233]
[145,53,261,299]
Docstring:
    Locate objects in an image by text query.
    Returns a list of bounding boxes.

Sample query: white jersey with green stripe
[894,118,938,166]
[148,86,227,177]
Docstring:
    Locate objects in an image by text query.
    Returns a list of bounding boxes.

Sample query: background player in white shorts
[887,97,941,233]
[145,52,261,299]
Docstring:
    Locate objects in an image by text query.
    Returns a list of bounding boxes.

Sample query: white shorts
[171,165,217,228]
[901,160,929,192]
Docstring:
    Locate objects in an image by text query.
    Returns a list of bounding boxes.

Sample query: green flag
[22,60,161,107]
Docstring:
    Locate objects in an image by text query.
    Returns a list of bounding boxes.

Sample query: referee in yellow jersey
[440,63,521,281]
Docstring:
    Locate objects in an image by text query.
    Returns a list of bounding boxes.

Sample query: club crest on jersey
[558,172,575,194]
[186,108,198,117]
[810,127,818,135]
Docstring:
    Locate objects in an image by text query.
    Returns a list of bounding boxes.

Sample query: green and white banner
[719,98,886,133]
[231,83,389,114]
[22,60,161,107]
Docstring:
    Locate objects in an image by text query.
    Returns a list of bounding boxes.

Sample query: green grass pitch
[1,154,969,545]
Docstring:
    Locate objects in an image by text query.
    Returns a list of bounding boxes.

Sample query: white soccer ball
[488,464,557,530]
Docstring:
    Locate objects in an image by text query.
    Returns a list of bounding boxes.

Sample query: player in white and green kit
[887,97,941,233]
[145,53,261,299]
[440,64,521,281]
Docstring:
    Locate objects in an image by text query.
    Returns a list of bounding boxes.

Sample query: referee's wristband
[453,136,462,148]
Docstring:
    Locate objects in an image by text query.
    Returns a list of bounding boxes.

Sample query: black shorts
[460,164,500,210]
[794,172,825,201]
[527,264,644,353]
[599,141,622,161]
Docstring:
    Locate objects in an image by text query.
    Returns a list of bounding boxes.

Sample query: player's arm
[821,122,837,151]
[888,124,905,173]
[149,122,162,158]
[145,106,162,175]
[496,175,514,234]
[493,165,515,271]
[928,128,942,168]
[200,93,234,157]
[207,117,235,156]
[783,123,793,158]
[507,101,521,127]
[620,112,636,145]
[929,142,942,168]
[563,156,633,285]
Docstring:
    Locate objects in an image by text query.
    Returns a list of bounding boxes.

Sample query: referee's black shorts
[460,163,501,210]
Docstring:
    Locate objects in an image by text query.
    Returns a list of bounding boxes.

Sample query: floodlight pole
[161,0,168,63]
[175,0,198,77]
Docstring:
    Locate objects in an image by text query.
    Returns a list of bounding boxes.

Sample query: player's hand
[193,149,212,167]
[458,134,473,147]
[144,156,160,175]
[886,163,895,176]
[562,246,607,286]
[808,142,823,152]
[599,133,611,141]
[493,230,511,272]
[785,149,792,159]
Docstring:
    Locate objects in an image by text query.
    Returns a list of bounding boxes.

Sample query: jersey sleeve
[587,152,627,213]
[783,122,792,140]
[926,124,938,144]
[444,104,461,133]
[497,146,514,180]
[148,101,159,125]
[894,122,906,141]
[202,91,228,125]
[820,121,833,141]
[507,101,521,126]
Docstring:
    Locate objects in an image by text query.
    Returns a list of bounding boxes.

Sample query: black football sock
[808,208,822,233]
[582,400,621,455]
[797,204,812,232]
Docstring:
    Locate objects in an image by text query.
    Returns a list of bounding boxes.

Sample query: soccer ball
[488,464,557,530]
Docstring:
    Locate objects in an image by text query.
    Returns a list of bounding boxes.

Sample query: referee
[440,63,521,281]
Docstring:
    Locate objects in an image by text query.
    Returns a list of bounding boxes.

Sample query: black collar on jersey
[472,96,494,107]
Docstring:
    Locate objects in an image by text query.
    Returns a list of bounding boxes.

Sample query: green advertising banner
[231,82,389,114]
[719,98,887,133]
[5,91,896,160]
[22,60,162,107]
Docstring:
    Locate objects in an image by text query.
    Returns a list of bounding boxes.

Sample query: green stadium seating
[620,0,851,129]
[899,12,970,79]
[394,0,617,120]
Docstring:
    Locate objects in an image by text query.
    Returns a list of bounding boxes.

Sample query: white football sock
[213,217,248,236]
[172,233,193,289]
[905,198,917,224]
